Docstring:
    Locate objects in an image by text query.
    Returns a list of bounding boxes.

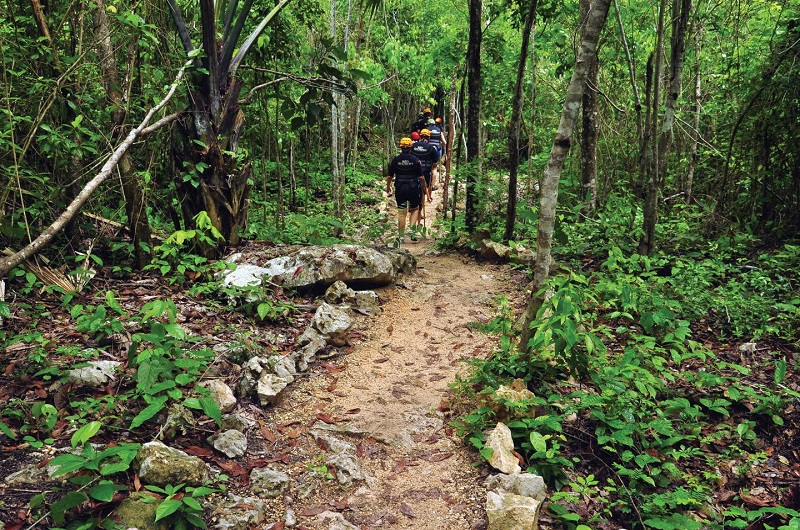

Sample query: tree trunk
[685,23,701,201]
[520,0,612,350]
[638,0,668,256]
[93,0,152,269]
[657,0,692,182]
[504,0,538,243]
[168,0,290,256]
[465,0,482,232]
[442,68,458,220]
[580,0,599,215]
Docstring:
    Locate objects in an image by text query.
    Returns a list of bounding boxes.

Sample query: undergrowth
[455,200,800,529]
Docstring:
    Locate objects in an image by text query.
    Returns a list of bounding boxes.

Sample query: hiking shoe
[410,234,419,242]
[397,237,405,244]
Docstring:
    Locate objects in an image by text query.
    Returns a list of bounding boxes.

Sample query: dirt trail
[264,190,518,529]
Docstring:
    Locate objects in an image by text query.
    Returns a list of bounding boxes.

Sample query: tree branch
[0,62,190,279]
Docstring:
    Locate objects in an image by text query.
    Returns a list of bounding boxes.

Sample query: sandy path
[263,189,515,529]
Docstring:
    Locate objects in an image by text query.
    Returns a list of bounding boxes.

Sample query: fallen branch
[0,61,190,279]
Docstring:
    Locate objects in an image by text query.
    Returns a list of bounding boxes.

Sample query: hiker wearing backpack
[412,129,440,203]
[386,137,426,242]
[426,118,446,189]
[412,108,433,133]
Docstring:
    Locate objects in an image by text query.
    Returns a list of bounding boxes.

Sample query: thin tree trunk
[504,0,538,242]
[685,23,701,201]
[465,0,482,232]
[520,0,612,350]
[93,0,152,268]
[289,139,297,212]
[638,0,668,256]
[614,0,644,146]
[442,68,458,220]
[580,0,599,215]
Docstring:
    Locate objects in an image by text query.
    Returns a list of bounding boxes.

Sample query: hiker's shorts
[395,184,421,210]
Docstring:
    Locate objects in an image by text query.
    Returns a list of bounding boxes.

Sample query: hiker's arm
[385,175,392,194]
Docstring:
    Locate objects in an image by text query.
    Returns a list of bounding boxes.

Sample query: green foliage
[142,483,217,529]
[47,421,140,526]
[457,231,800,527]
[144,212,224,284]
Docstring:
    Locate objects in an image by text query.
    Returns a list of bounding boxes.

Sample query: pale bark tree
[520,0,612,350]
[93,0,152,269]
[442,68,458,220]
[685,22,702,201]
[504,0,538,242]
[580,0,599,214]
[465,0,482,231]
[638,0,668,255]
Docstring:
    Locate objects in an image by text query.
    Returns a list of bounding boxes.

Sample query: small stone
[200,379,237,413]
[486,490,541,530]
[485,473,546,502]
[250,468,290,498]
[485,423,521,475]
[66,360,121,387]
[257,373,290,405]
[136,441,209,487]
[210,429,248,458]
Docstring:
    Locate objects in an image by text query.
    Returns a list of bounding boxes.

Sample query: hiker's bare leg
[397,207,408,236]
[409,207,420,227]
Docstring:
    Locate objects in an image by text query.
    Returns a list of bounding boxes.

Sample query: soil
[249,189,522,528]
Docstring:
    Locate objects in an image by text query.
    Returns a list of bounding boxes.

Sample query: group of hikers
[385,107,448,242]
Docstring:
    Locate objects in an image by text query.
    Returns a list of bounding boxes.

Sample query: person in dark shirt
[411,129,440,203]
[412,107,433,133]
[386,137,426,242]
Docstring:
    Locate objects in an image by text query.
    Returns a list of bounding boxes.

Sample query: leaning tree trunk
[504,0,538,243]
[519,0,612,351]
[465,0,482,232]
[93,0,152,269]
[168,0,290,256]
[685,22,702,201]
[580,0,599,215]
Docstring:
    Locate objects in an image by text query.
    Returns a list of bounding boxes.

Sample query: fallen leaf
[387,324,393,335]
[299,506,327,517]
[266,522,286,530]
[292,266,304,279]
[316,413,344,424]
[345,408,361,414]
[184,445,214,457]
[393,459,408,473]
[438,400,450,412]
[421,452,453,462]
[327,377,338,392]
[321,362,346,373]
[373,357,389,363]
[740,493,773,507]
[429,375,446,382]
[258,420,277,443]
[400,503,415,518]
[411,307,420,311]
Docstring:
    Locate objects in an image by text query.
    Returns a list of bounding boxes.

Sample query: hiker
[412,129,439,203]
[426,118,446,188]
[386,137,426,242]
[412,107,433,133]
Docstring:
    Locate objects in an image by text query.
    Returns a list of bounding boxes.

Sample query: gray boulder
[486,473,546,502]
[486,490,541,530]
[210,429,248,458]
[310,302,354,347]
[224,245,415,291]
[200,379,237,413]
[210,494,269,530]
[485,422,522,475]
[67,360,121,387]
[324,281,381,316]
[113,492,167,530]
[250,467,290,498]
[257,372,290,405]
[135,441,209,487]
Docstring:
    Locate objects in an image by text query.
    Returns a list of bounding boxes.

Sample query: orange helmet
[423,107,432,114]
[435,117,443,124]
[420,128,431,138]
[399,137,413,148]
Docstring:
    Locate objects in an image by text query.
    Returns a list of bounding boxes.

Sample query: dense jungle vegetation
[0,0,799,528]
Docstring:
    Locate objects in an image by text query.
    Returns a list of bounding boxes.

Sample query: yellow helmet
[423,107,432,114]
[399,137,413,148]
[420,128,431,138]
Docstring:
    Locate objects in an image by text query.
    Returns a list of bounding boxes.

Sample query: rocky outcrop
[223,244,415,291]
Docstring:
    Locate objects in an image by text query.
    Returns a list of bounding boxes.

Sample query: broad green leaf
[154,498,183,522]
[199,397,222,426]
[51,492,89,525]
[774,357,787,384]
[89,480,123,502]
[529,432,548,454]
[71,421,102,448]
[130,398,167,429]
